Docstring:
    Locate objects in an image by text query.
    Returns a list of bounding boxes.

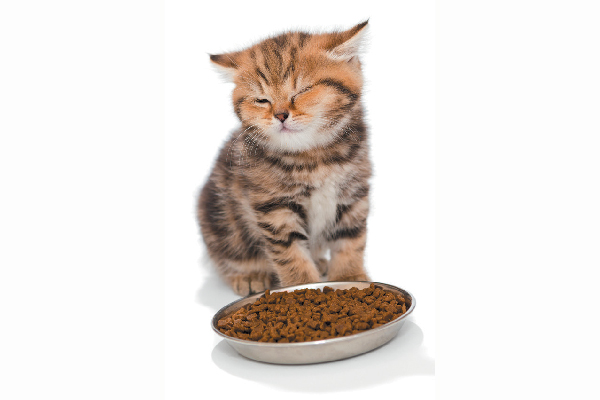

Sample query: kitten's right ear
[209,52,241,82]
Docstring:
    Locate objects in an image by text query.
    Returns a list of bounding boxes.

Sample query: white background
[165,1,435,399]
[1,1,599,399]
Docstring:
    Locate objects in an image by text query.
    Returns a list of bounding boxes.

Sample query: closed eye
[291,85,314,104]
[255,98,270,104]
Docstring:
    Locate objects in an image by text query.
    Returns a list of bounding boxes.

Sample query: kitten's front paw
[315,258,329,276]
[276,260,322,288]
[229,272,273,296]
[328,273,370,282]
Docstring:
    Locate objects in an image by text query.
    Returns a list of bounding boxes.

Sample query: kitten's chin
[279,126,297,133]
[265,127,334,153]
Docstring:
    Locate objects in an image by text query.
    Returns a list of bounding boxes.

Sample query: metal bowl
[211,281,415,364]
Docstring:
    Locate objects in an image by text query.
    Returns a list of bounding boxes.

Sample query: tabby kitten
[198,21,372,296]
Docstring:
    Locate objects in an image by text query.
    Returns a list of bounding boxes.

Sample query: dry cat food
[217,284,409,343]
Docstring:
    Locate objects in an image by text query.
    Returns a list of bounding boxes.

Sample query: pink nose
[274,112,289,122]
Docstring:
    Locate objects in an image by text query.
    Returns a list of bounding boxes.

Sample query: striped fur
[198,21,372,295]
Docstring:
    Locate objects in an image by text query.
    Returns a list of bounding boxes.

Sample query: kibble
[217,283,409,343]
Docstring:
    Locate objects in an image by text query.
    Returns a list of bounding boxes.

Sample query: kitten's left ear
[325,20,369,62]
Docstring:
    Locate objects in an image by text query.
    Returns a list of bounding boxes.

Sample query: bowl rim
[211,280,416,347]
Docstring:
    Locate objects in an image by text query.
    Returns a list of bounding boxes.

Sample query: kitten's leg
[255,203,320,287]
[328,235,369,281]
[266,241,320,287]
[326,199,370,281]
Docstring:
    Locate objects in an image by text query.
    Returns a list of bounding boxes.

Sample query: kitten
[198,21,372,296]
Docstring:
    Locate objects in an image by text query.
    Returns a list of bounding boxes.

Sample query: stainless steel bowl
[211,281,415,364]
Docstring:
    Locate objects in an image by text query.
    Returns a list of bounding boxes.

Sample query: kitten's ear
[209,51,242,81]
[325,20,369,62]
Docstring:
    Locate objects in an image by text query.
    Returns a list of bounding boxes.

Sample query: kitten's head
[210,21,368,153]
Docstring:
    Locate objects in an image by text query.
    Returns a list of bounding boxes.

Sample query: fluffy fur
[198,21,372,295]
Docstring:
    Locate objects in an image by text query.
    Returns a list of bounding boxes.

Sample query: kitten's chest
[303,175,341,238]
